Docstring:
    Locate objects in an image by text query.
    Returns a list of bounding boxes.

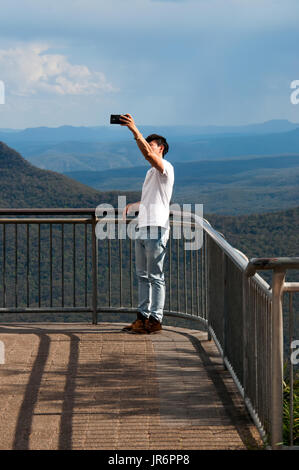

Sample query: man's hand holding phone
[119,114,138,133]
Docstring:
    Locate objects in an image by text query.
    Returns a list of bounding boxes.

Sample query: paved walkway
[0,322,263,450]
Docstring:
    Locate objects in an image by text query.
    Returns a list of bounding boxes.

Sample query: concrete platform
[0,322,263,450]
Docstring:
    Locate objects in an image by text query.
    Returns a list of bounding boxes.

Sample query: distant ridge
[1,121,299,175]
[63,154,299,215]
[1,119,299,143]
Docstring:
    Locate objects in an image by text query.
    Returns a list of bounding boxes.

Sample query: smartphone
[110,114,124,124]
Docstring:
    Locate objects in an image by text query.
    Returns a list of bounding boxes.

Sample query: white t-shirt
[138,159,174,229]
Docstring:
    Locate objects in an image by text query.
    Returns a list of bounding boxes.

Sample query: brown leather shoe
[147,317,162,334]
[130,318,150,334]
[122,314,149,334]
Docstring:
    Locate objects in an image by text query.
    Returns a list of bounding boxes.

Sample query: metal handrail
[0,208,96,214]
[200,215,272,294]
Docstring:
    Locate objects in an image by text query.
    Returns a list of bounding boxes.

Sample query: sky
[0,0,299,128]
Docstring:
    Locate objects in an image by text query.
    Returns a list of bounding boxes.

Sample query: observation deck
[0,208,298,450]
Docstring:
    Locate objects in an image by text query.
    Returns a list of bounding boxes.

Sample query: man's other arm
[122,201,141,220]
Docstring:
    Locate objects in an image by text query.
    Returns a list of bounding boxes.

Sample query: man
[119,114,174,334]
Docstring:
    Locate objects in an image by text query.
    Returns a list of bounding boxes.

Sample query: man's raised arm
[119,114,164,173]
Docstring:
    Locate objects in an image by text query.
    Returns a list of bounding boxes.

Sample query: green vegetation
[0,141,140,208]
[283,367,299,446]
[207,206,299,261]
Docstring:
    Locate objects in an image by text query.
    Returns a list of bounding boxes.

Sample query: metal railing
[203,219,299,449]
[0,209,98,322]
[0,208,298,449]
[244,258,299,449]
[0,208,207,326]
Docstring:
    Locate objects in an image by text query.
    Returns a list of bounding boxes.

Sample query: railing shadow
[172,329,262,449]
[58,333,80,450]
[0,323,262,450]
[12,331,50,450]
[0,325,81,450]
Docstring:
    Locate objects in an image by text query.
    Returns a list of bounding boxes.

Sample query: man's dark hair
[145,134,169,157]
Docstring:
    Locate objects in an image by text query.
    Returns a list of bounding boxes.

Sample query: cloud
[0,43,118,97]
[0,1,298,128]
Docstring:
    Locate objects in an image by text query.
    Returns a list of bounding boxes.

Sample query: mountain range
[1,122,299,215]
[0,138,298,258]
[1,118,298,142]
[63,154,299,215]
[1,119,299,174]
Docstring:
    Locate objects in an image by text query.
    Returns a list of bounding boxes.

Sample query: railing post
[271,268,285,449]
[91,213,98,325]
[223,252,228,362]
[205,233,212,340]
[242,272,249,411]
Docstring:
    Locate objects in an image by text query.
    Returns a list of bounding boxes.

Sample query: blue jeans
[135,226,169,323]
